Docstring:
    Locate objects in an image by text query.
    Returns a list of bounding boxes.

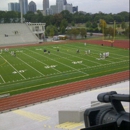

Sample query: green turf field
[0,42,129,96]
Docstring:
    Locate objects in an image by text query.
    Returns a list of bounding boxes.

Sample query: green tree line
[0,10,129,25]
[0,10,129,38]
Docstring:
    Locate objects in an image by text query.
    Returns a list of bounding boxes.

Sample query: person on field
[100,53,102,58]
[88,50,90,54]
[77,49,79,53]
[48,51,50,55]
[43,49,47,54]
[14,51,16,57]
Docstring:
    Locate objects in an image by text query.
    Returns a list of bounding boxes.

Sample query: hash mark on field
[0,75,5,83]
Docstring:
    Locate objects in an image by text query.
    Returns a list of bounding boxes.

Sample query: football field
[0,42,129,96]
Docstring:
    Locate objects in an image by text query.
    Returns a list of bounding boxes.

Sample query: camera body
[81,91,130,130]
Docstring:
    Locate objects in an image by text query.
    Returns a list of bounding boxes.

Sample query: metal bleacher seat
[0,23,38,46]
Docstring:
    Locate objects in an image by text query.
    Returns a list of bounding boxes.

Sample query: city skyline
[0,0,129,14]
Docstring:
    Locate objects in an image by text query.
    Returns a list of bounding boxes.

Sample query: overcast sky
[0,0,129,14]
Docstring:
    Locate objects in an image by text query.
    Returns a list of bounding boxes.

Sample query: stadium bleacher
[0,23,39,46]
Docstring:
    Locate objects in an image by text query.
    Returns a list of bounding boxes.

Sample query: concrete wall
[58,101,103,124]
[59,110,84,124]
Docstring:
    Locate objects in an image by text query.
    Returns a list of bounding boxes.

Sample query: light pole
[20,0,23,23]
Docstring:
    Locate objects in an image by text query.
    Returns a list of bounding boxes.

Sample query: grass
[0,42,129,96]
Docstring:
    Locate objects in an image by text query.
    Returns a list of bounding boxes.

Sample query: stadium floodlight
[20,0,23,23]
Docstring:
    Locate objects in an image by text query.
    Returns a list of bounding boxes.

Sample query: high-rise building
[8,3,20,12]
[8,3,14,11]
[50,5,57,14]
[43,0,49,11]
[56,0,64,13]
[63,4,72,13]
[19,0,28,14]
[73,6,78,13]
[46,8,53,15]
[63,0,67,5]
[29,1,37,12]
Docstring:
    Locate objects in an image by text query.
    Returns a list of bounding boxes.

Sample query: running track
[0,40,129,112]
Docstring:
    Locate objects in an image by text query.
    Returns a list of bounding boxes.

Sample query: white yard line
[22,52,61,73]
[0,70,84,88]
[0,55,26,80]
[63,44,114,63]
[24,48,88,75]
[16,57,45,77]
[46,47,92,68]
[88,43,129,57]
[0,59,128,88]
[56,46,102,65]
[0,75,5,83]
[64,44,129,62]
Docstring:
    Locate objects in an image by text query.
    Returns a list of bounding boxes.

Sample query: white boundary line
[0,55,26,80]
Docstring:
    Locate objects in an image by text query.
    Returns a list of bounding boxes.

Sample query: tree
[99,19,107,36]
[80,28,87,38]
[53,14,63,27]
[86,21,91,28]
[124,26,130,38]
[60,19,68,29]
[60,10,72,23]
[121,21,127,30]
[91,22,98,28]
[117,24,121,28]
[104,27,117,40]
[71,21,75,26]
[71,28,80,39]
[99,19,107,29]
[67,28,80,39]
[108,27,114,39]
[50,28,54,37]
[60,26,66,34]
[45,25,58,36]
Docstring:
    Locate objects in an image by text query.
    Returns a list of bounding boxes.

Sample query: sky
[0,0,129,14]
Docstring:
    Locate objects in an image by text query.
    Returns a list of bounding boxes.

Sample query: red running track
[0,70,129,112]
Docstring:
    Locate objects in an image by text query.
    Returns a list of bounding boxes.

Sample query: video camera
[81,91,130,130]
